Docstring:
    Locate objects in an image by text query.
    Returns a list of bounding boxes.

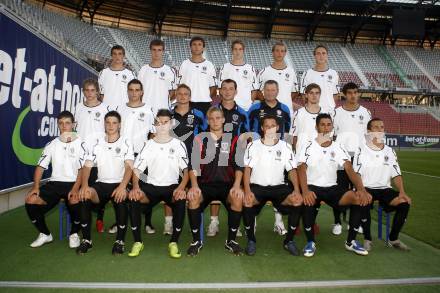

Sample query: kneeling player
[354,118,411,251]
[78,111,134,255]
[298,113,372,257]
[242,115,303,256]
[25,111,84,248]
[129,109,189,258]
[186,107,244,256]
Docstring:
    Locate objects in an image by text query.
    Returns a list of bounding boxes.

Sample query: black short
[251,184,292,212]
[191,102,211,116]
[200,183,232,211]
[140,182,179,207]
[366,188,399,212]
[91,182,120,206]
[38,181,74,208]
[308,185,349,209]
[88,167,98,186]
[337,169,352,190]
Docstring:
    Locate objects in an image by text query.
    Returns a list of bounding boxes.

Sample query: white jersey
[98,67,136,110]
[118,103,155,154]
[290,106,329,154]
[244,139,297,186]
[74,102,109,142]
[218,62,258,111]
[178,59,216,103]
[138,64,177,114]
[87,136,134,184]
[333,105,371,155]
[300,68,339,110]
[257,65,298,113]
[37,137,85,182]
[354,144,401,189]
[298,140,350,187]
[134,138,188,186]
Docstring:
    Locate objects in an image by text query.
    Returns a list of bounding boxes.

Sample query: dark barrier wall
[0,11,96,191]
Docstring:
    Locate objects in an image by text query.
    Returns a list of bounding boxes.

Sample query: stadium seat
[377,205,391,242]
[58,201,71,241]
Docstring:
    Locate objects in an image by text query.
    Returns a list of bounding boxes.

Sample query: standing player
[354,118,411,251]
[98,45,136,110]
[74,79,109,233]
[128,109,189,258]
[177,36,217,115]
[331,82,371,235]
[291,83,327,153]
[242,115,303,256]
[77,111,134,255]
[300,45,339,111]
[257,42,298,115]
[248,80,291,235]
[186,107,244,256]
[207,79,249,237]
[138,39,177,114]
[118,79,155,234]
[25,111,84,249]
[298,113,371,257]
[218,39,258,111]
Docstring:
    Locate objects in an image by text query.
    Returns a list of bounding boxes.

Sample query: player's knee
[68,197,79,205]
[229,196,242,211]
[397,202,410,212]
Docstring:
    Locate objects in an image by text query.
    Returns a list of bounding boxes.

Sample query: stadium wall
[0,7,97,213]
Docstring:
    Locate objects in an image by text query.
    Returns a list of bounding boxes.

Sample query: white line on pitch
[1,277,440,289]
[402,171,440,179]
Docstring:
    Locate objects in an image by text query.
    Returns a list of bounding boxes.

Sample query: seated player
[242,115,303,256]
[354,118,411,251]
[298,113,372,257]
[128,109,189,258]
[186,107,244,256]
[25,111,84,248]
[78,111,134,255]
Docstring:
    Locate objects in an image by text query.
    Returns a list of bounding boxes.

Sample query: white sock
[274,211,283,225]
[210,216,219,223]
[165,216,173,224]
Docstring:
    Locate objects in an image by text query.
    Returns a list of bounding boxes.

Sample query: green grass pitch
[0,150,438,292]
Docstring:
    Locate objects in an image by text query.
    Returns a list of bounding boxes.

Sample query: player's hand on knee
[398,192,412,205]
[173,187,186,200]
[290,191,303,206]
[303,191,316,206]
[187,186,201,202]
[68,188,80,202]
[229,186,244,200]
[79,186,92,201]
[112,185,128,203]
[26,188,40,202]
[129,187,142,201]
[244,190,255,206]
[356,189,372,206]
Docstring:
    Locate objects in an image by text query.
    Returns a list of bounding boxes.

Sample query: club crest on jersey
[232,114,239,121]
[122,74,127,80]
[328,75,333,81]
[115,147,121,154]
[95,112,101,118]
[359,115,364,121]
[160,72,165,77]
[169,148,175,155]
[187,114,194,125]
[275,150,282,160]
[220,142,229,153]
[277,110,282,116]
[384,155,389,163]
[330,151,336,158]
[139,112,145,118]
[202,66,207,72]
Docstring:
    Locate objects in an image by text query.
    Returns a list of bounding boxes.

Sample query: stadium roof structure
[33,0,440,47]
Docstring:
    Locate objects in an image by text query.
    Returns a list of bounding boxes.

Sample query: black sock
[362,205,372,241]
[79,200,92,241]
[347,205,362,243]
[67,203,81,235]
[302,205,316,242]
[144,204,153,227]
[170,200,186,243]
[284,205,301,244]
[96,207,104,221]
[242,206,256,242]
[25,203,50,235]
[113,201,128,242]
[129,200,142,243]
[227,209,241,242]
[333,207,341,225]
[188,207,201,242]
[389,202,410,241]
